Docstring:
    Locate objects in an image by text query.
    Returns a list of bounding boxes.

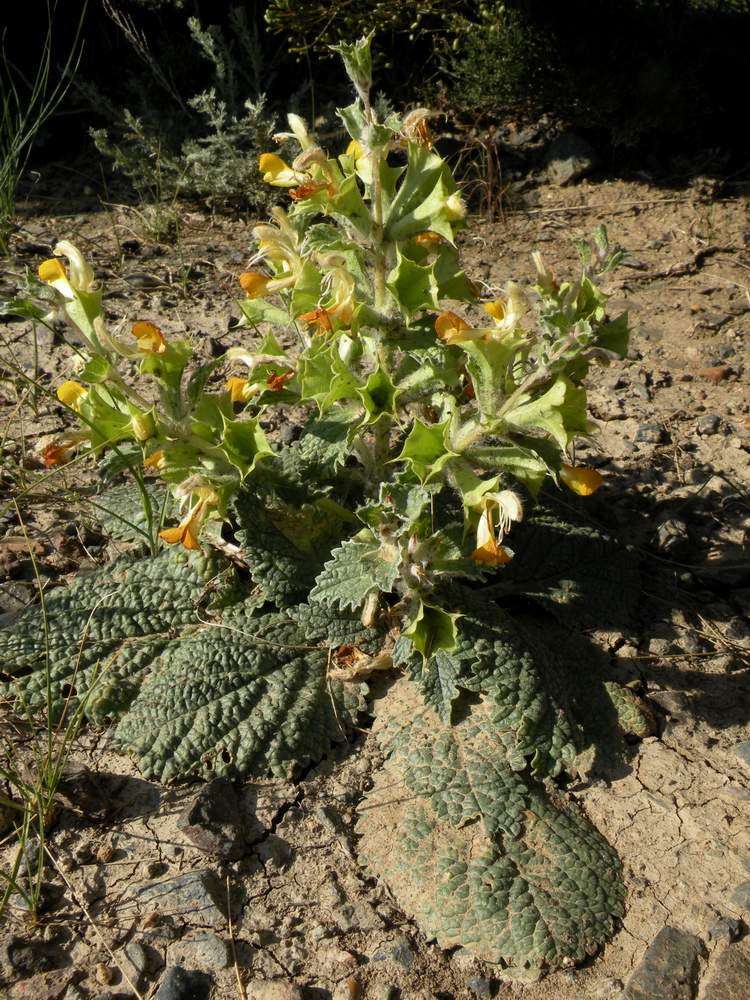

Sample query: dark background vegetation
[9,0,750,210]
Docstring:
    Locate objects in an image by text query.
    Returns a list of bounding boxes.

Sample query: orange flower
[143,449,165,469]
[470,508,514,567]
[43,443,73,467]
[266,369,294,391]
[414,231,443,248]
[132,321,166,354]
[560,464,604,496]
[289,181,333,201]
[239,271,270,298]
[299,307,333,334]
[435,311,470,344]
[158,489,218,552]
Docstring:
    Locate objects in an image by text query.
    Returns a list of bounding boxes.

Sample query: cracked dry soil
[1,174,750,999]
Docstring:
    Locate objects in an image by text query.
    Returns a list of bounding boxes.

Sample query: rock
[702,936,750,999]
[2,937,56,976]
[635,422,668,445]
[243,981,303,1000]
[153,966,212,1000]
[696,414,722,436]
[374,989,398,1000]
[655,517,689,556]
[129,870,228,926]
[697,365,732,384]
[372,934,415,970]
[169,930,231,971]
[117,940,161,989]
[697,559,750,589]
[175,778,245,861]
[648,690,690,717]
[707,916,743,942]
[732,742,750,769]
[7,969,79,1000]
[623,926,703,1000]
[545,132,599,185]
[466,976,493,997]
[596,979,625,998]
[731,881,750,909]
[255,834,291,868]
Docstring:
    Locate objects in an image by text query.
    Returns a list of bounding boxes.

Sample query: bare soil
[1,175,750,1000]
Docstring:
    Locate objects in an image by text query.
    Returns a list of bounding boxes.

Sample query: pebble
[153,966,212,1000]
[372,934,415,970]
[635,421,667,445]
[169,930,231,970]
[696,414,721,435]
[466,976,493,997]
[175,777,245,861]
[623,926,703,1000]
[129,870,228,926]
[707,915,743,942]
[730,881,750,909]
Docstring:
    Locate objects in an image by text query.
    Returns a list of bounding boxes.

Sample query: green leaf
[464,443,553,496]
[394,417,454,483]
[87,481,174,546]
[485,506,640,629]
[310,537,401,611]
[462,337,523,417]
[81,355,111,384]
[357,366,399,424]
[503,376,589,449]
[384,144,460,243]
[357,678,624,974]
[233,488,346,607]
[299,339,363,414]
[597,312,629,356]
[403,601,460,659]
[290,260,323,317]
[221,414,272,477]
[386,250,435,320]
[237,297,290,328]
[0,548,233,722]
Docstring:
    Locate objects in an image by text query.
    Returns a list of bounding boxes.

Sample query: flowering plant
[35,33,627,660]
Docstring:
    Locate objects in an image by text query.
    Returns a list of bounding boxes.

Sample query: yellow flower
[56,380,87,411]
[414,231,443,249]
[468,489,523,567]
[435,311,472,345]
[483,282,528,335]
[259,152,306,187]
[239,271,271,298]
[346,139,364,160]
[560,464,604,496]
[38,241,96,300]
[131,321,167,354]
[226,376,259,403]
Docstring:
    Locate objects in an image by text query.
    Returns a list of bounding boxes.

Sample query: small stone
[153,966,212,1000]
[696,365,732,384]
[733,742,750,769]
[169,930,231,971]
[244,981,303,1000]
[731,881,750,909]
[466,976,493,998]
[648,690,690,717]
[130,870,228,926]
[117,940,160,988]
[635,422,667,445]
[545,132,599,185]
[623,926,703,1000]
[655,517,689,555]
[373,934,415,970]
[255,834,291,868]
[3,937,55,975]
[95,963,114,986]
[374,989,398,1000]
[696,414,721,435]
[596,978,625,998]
[175,778,245,861]
[707,916,743,942]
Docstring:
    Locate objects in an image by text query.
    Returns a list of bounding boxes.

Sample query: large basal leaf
[395,594,580,776]
[115,603,368,782]
[233,488,348,607]
[0,548,232,722]
[357,679,624,975]
[489,506,640,628]
[87,481,175,546]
